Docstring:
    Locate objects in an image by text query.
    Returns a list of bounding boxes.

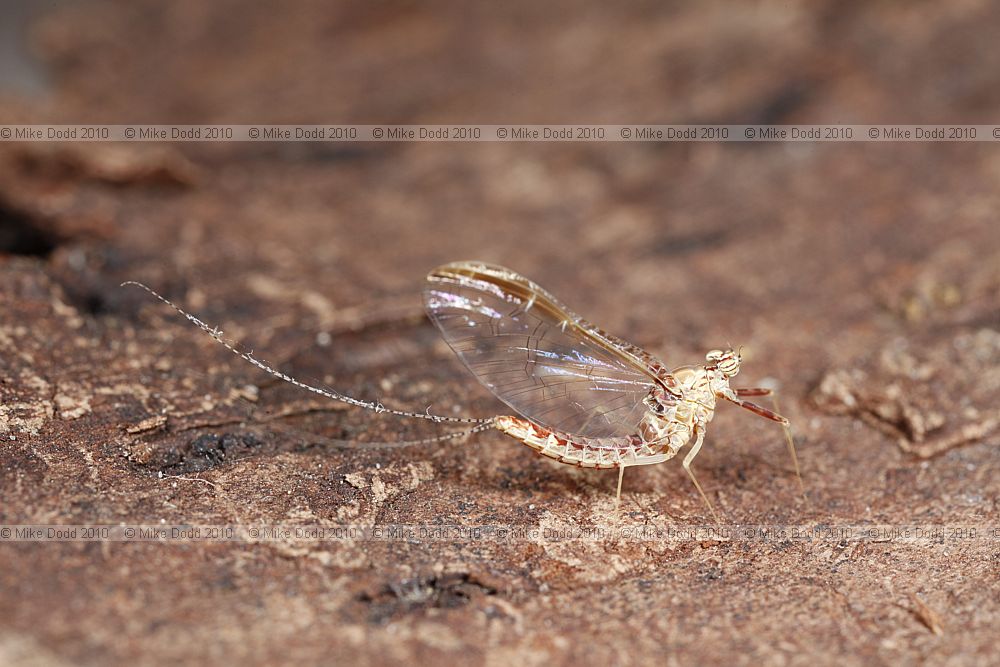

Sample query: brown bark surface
[1,2,998,665]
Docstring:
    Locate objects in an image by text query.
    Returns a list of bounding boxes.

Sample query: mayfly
[124,261,803,520]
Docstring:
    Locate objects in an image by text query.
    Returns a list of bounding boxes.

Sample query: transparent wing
[423,262,660,439]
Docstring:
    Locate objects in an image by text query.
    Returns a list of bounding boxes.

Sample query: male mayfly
[126,261,803,520]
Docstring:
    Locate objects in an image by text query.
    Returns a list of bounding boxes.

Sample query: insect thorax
[640,365,728,453]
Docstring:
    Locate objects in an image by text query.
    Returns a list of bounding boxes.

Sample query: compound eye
[720,360,740,377]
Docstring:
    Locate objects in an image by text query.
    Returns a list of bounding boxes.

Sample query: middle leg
[682,427,720,523]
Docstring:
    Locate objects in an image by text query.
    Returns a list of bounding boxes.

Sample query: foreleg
[722,389,805,497]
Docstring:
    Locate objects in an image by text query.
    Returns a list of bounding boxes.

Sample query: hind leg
[615,464,627,513]
[613,451,671,514]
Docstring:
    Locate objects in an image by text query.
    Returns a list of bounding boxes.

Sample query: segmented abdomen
[494,415,674,469]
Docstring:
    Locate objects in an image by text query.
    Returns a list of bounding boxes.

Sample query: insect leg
[613,451,671,513]
[615,463,627,513]
[733,387,773,397]
[681,427,720,523]
[722,392,806,498]
[767,393,806,499]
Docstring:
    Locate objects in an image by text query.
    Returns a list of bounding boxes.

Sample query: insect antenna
[122,281,494,426]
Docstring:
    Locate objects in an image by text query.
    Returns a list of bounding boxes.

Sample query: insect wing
[423,262,658,439]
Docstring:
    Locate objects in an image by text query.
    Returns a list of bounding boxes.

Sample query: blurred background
[0,1,998,665]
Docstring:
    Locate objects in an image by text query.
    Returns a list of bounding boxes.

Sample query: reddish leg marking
[719,390,805,498]
[733,387,774,398]
[724,395,788,425]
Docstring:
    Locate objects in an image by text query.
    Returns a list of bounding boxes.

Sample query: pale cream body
[495,364,735,469]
